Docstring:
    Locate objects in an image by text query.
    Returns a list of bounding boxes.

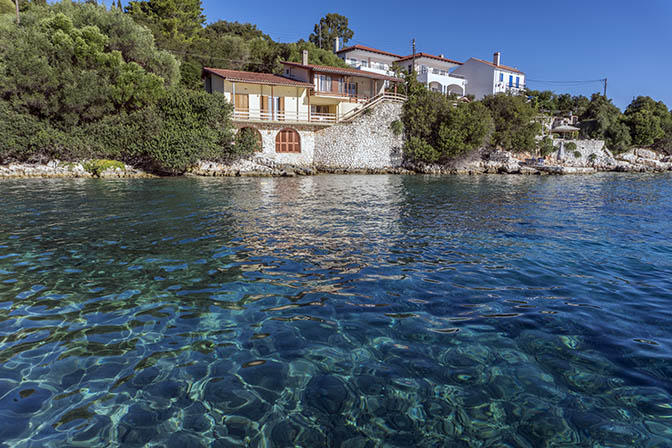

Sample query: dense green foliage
[123,2,347,89]
[481,94,541,152]
[578,94,632,153]
[401,77,493,163]
[83,159,125,176]
[309,13,353,51]
[235,127,262,154]
[0,2,239,173]
[0,0,14,15]
[527,90,590,117]
[624,96,672,148]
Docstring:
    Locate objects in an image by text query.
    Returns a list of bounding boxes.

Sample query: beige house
[202,52,403,165]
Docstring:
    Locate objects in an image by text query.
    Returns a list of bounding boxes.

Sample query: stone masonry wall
[552,139,613,167]
[313,101,404,170]
[235,122,318,167]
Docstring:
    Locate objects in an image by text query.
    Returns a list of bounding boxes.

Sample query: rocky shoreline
[1,148,671,179]
[0,160,155,179]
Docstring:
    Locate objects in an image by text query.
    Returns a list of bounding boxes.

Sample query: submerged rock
[305,374,350,415]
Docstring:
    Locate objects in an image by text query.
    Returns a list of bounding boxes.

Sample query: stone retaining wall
[553,139,612,167]
[313,101,404,170]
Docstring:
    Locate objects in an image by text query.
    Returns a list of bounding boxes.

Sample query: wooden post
[394,83,397,95]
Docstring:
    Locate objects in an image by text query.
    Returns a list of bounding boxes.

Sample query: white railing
[233,93,407,125]
[233,108,337,124]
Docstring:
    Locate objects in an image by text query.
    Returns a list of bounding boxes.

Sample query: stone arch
[428,81,442,93]
[275,128,301,153]
[446,84,464,96]
[237,127,262,152]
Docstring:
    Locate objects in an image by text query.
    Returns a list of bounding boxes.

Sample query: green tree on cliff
[624,96,671,147]
[125,0,205,49]
[309,13,354,51]
[579,94,631,153]
[481,94,540,152]
[402,76,493,163]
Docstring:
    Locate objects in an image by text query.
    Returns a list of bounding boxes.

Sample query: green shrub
[400,76,493,163]
[573,150,582,158]
[588,153,597,163]
[141,89,235,173]
[389,119,404,136]
[538,136,555,157]
[481,94,541,152]
[83,159,125,176]
[235,127,262,154]
[565,142,577,151]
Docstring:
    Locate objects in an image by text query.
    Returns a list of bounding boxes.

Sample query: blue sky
[118,0,672,110]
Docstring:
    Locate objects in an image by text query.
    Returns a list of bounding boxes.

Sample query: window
[275,128,301,153]
[348,82,357,96]
[516,76,520,88]
[499,73,503,82]
[316,75,332,92]
[509,75,513,87]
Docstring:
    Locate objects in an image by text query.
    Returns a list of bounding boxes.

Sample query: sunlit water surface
[1,174,672,447]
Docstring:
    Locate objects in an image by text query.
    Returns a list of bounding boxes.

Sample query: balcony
[233,108,337,124]
[495,82,526,95]
[417,69,467,96]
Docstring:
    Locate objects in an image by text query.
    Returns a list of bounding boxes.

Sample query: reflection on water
[1,174,672,447]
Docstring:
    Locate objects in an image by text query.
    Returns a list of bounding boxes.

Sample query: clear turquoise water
[1,174,672,447]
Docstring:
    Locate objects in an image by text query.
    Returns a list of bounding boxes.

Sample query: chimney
[302,50,309,66]
[334,37,340,53]
[493,52,501,66]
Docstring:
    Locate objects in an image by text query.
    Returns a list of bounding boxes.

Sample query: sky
[118,0,672,110]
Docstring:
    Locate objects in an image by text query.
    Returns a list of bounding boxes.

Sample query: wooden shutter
[275,129,301,153]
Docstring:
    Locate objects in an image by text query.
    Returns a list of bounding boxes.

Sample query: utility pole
[318,22,322,50]
[14,0,19,25]
[412,38,416,73]
[603,78,608,98]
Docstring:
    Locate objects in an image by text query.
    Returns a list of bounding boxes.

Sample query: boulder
[634,148,662,160]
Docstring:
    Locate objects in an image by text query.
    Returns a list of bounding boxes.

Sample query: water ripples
[0,174,672,446]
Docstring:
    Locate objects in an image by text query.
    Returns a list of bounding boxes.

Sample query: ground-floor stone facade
[233,100,404,171]
[314,102,404,170]
[233,122,325,167]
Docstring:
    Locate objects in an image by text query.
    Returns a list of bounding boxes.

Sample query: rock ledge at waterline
[1,148,671,178]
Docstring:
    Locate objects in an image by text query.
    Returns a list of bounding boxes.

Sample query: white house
[396,53,467,96]
[337,46,467,96]
[452,52,525,99]
[335,44,401,76]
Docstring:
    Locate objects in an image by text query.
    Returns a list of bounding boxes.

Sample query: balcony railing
[495,82,527,94]
[233,108,337,124]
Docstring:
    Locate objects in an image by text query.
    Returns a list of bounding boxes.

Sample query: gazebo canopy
[551,125,580,133]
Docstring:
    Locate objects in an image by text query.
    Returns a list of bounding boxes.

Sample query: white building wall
[452,60,495,99]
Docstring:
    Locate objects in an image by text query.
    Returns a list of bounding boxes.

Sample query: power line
[527,78,606,84]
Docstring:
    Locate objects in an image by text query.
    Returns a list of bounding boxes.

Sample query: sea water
[0,174,671,447]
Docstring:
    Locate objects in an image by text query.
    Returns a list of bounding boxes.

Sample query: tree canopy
[125,0,205,50]
[309,13,353,51]
[0,1,242,172]
[0,0,14,15]
[624,96,672,147]
[401,76,493,163]
[481,94,541,152]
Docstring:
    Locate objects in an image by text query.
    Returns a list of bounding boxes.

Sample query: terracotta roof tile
[202,67,314,88]
[336,44,402,58]
[396,52,463,66]
[471,58,524,74]
[281,61,402,82]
